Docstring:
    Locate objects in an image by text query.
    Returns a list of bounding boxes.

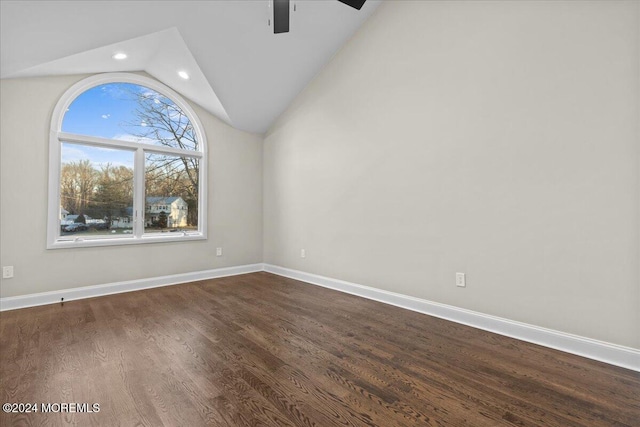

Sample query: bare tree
[93,164,134,222]
[60,159,98,214]
[126,89,200,226]
[59,87,200,227]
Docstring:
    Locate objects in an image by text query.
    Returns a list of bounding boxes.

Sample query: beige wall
[1,1,638,350]
[264,1,640,348]
[0,74,263,298]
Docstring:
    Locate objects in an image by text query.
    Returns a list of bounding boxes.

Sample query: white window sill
[47,233,206,249]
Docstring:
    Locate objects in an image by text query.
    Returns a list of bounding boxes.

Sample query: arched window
[47,73,207,248]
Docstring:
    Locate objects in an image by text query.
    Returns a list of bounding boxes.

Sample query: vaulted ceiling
[0,0,381,134]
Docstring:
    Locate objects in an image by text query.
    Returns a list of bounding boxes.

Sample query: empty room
[1,0,638,426]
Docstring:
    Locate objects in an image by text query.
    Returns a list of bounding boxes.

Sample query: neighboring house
[109,197,189,228]
[145,196,188,227]
[110,207,133,229]
[59,207,71,226]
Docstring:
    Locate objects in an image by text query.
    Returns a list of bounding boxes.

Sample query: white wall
[264,1,640,348]
[0,74,263,298]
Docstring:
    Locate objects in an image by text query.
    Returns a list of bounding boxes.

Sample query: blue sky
[61,83,174,169]
[61,143,134,169]
[63,83,145,141]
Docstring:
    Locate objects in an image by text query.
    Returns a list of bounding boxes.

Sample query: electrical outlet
[216,247,223,257]
[300,249,306,258]
[456,272,466,287]
[2,266,14,279]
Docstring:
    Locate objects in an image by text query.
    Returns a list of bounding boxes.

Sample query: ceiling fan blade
[273,0,290,34]
[337,0,367,10]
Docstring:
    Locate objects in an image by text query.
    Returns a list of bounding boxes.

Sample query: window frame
[47,73,208,249]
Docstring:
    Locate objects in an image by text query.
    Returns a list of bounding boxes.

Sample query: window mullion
[58,132,202,159]
[134,148,146,238]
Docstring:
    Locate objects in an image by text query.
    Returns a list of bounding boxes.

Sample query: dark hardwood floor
[1,272,638,426]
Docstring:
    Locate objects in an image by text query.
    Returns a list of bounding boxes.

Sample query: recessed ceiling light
[178,71,190,80]
[112,52,127,60]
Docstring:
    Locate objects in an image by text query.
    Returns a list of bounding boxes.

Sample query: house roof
[147,196,183,205]
[0,1,381,134]
[119,197,184,217]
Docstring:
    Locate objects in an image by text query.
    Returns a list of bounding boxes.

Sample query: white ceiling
[0,0,381,134]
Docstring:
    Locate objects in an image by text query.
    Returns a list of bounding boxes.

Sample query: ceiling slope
[0,0,381,134]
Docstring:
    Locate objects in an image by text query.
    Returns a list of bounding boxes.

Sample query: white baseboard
[0,263,264,312]
[3,262,638,371]
[263,264,640,372]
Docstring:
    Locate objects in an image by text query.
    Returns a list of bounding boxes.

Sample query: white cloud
[61,143,135,169]
[101,84,128,99]
[61,145,87,164]
[101,114,111,119]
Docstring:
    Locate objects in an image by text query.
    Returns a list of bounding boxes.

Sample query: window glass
[144,154,199,233]
[49,74,206,248]
[62,83,198,150]
[60,143,134,238]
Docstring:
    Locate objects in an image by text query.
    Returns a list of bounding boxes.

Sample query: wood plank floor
[1,272,638,426]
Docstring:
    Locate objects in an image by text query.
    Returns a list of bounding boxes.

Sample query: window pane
[60,143,134,238]
[144,153,199,233]
[62,83,198,151]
